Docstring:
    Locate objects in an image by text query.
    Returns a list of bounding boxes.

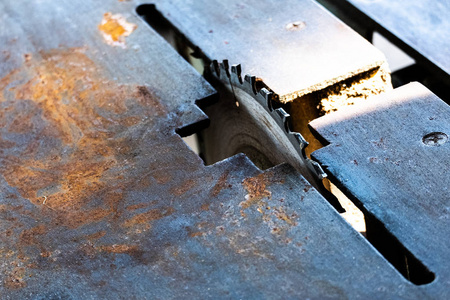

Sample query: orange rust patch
[122,207,174,228]
[200,203,210,211]
[0,44,172,267]
[98,244,139,254]
[189,232,204,238]
[55,208,112,229]
[240,172,285,219]
[241,174,272,209]
[98,12,137,47]
[4,267,27,289]
[0,47,166,217]
[153,172,172,185]
[85,231,107,240]
[210,170,230,197]
[170,178,197,196]
[126,202,152,211]
[40,251,52,258]
[273,207,298,226]
[19,225,46,245]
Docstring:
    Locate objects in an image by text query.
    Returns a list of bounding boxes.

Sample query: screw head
[422,132,448,146]
[286,21,306,31]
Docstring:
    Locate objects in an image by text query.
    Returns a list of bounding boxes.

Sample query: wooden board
[311,82,450,297]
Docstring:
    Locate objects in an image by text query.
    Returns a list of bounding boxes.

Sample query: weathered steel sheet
[0,0,442,298]
[311,82,450,297]
[152,0,387,102]
[343,0,450,77]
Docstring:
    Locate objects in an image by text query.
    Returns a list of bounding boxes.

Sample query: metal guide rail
[0,0,448,298]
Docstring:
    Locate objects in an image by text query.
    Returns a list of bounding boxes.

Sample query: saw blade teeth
[243,74,257,95]
[274,107,290,132]
[211,60,220,78]
[219,59,230,79]
[308,159,327,180]
[207,59,331,196]
[259,88,274,111]
[230,64,243,85]
[221,59,231,78]
[291,132,309,150]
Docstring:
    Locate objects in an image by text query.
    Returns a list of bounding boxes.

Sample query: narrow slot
[326,179,366,235]
[365,214,435,285]
[324,173,435,285]
[372,31,415,73]
[136,4,207,73]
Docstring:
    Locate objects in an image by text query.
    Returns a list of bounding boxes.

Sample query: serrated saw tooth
[290,132,309,150]
[207,59,337,209]
[243,74,257,95]
[274,108,290,132]
[230,64,243,85]
[258,88,274,111]
[220,59,230,78]
[308,159,327,180]
[211,60,220,78]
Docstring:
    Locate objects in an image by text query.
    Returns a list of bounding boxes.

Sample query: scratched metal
[150,0,387,102]
[311,83,450,297]
[0,0,437,298]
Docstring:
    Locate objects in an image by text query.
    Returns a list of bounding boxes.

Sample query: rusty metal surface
[151,0,387,102]
[311,82,450,297]
[0,0,443,298]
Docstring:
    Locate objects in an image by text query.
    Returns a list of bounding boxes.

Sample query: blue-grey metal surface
[343,0,450,76]
[0,0,445,298]
[311,82,450,297]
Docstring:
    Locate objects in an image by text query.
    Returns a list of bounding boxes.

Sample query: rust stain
[98,244,139,254]
[200,203,210,211]
[241,173,273,210]
[0,46,175,285]
[4,267,27,289]
[152,172,172,185]
[125,202,154,211]
[55,208,112,229]
[19,225,46,245]
[210,170,230,197]
[273,207,298,226]
[122,207,175,228]
[0,47,167,220]
[170,178,197,196]
[84,231,107,240]
[189,231,204,238]
[98,12,137,48]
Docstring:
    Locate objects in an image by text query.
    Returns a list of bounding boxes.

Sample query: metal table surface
[0,0,448,298]
[342,0,450,77]
[310,82,450,297]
